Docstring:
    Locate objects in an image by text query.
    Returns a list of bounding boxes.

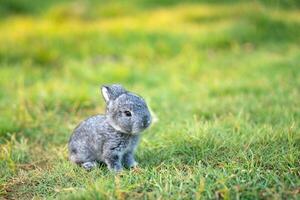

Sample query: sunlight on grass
[0,0,299,199]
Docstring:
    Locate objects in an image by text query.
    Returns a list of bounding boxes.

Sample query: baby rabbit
[68,84,152,172]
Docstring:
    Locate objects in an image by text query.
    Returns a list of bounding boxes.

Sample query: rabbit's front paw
[105,154,123,173]
[129,161,138,169]
[123,152,138,168]
[107,163,123,173]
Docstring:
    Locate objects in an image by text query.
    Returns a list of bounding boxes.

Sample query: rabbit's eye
[124,110,132,117]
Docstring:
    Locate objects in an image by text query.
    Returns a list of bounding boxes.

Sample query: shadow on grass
[138,0,300,10]
[1,0,299,19]
[192,13,300,48]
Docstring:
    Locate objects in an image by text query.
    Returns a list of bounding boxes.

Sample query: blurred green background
[0,0,299,199]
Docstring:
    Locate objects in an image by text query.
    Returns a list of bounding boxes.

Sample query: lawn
[0,0,299,199]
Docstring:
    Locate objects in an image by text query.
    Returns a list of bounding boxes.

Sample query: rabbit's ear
[101,84,126,102]
[101,86,110,102]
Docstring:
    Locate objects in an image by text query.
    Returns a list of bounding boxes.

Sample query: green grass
[0,0,300,199]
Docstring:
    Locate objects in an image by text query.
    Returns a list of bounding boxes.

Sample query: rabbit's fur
[68,84,152,172]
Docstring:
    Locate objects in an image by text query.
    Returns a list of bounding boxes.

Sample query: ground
[0,0,299,199]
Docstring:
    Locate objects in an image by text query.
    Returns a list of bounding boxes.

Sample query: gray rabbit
[68,84,152,172]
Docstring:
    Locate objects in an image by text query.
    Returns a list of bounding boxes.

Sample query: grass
[0,0,299,199]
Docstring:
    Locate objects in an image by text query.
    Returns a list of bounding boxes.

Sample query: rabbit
[68,84,152,172]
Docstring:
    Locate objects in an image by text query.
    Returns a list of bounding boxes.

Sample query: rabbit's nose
[142,116,151,128]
